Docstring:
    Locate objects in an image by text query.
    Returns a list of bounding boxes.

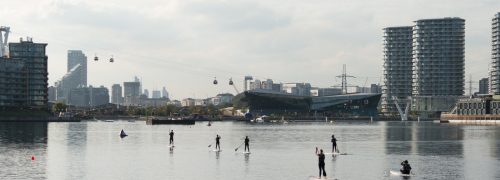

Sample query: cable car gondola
[109,55,114,63]
[229,78,234,85]
[94,54,99,61]
[213,77,218,85]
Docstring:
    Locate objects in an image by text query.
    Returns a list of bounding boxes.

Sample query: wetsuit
[169,131,174,145]
[331,137,337,153]
[318,153,326,177]
[400,161,412,174]
[216,135,221,150]
[244,137,250,152]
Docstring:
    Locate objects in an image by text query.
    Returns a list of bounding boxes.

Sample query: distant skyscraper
[490,12,500,94]
[162,87,169,99]
[68,86,109,107]
[123,82,141,97]
[152,90,161,98]
[412,18,465,96]
[111,84,123,104]
[67,50,87,87]
[48,86,56,102]
[144,89,149,98]
[0,38,48,107]
[381,26,413,114]
[479,78,489,94]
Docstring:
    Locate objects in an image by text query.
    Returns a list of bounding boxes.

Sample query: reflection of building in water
[0,122,48,143]
[383,122,465,156]
[47,123,87,179]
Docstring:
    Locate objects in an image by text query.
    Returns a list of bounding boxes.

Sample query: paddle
[234,142,245,151]
[208,144,212,148]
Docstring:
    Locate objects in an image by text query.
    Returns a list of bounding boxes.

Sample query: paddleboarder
[120,129,127,138]
[215,134,221,150]
[315,147,327,178]
[331,134,337,153]
[169,130,174,145]
[400,160,412,175]
[244,136,250,152]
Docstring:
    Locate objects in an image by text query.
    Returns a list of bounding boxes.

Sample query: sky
[1,0,499,100]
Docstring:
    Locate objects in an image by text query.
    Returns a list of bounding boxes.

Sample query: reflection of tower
[335,64,355,94]
[244,76,253,91]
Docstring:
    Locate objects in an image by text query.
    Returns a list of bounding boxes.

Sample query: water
[1,121,500,180]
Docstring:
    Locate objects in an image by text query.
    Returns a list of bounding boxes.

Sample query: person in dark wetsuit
[169,130,174,145]
[400,160,412,175]
[315,147,327,178]
[215,134,221,150]
[331,135,337,153]
[244,136,250,152]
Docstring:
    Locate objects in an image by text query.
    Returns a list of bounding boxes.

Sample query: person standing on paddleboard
[215,134,221,150]
[331,135,338,153]
[244,136,250,152]
[315,147,327,178]
[400,160,412,175]
[169,130,174,145]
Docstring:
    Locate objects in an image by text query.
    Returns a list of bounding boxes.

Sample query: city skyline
[2,0,499,99]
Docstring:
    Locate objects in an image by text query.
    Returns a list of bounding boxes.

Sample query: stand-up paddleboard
[168,145,175,148]
[389,170,412,177]
[236,151,251,154]
[212,149,222,152]
[324,152,348,155]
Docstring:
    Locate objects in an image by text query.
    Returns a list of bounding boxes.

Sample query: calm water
[1,120,500,180]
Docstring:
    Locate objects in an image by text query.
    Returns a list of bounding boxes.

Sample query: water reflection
[0,122,48,179]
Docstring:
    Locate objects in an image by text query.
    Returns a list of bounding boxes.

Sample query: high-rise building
[412,18,465,96]
[381,26,413,114]
[0,38,48,107]
[55,64,84,102]
[479,78,489,94]
[123,82,141,97]
[123,81,141,105]
[67,50,87,87]
[111,84,123,104]
[162,87,169,99]
[68,86,109,107]
[48,86,56,102]
[143,89,149,98]
[490,12,500,94]
[152,90,161,98]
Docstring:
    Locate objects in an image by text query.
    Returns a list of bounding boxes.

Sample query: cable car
[229,78,234,85]
[109,55,114,63]
[213,77,218,85]
[94,54,98,61]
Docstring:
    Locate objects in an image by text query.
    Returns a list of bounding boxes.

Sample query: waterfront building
[479,78,489,94]
[67,50,87,87]
[111,84,123,104]
[0,38,48,108]
[490,12,500,94]
[356,86,371,93]
[412,17,465,96]
[381,26,413,115]
[152,90,161,98]
[167,100,182,107]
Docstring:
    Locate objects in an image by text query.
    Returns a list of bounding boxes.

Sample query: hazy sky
[2,0,499,99]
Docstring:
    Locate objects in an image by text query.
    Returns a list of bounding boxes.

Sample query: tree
[52,102,67,113]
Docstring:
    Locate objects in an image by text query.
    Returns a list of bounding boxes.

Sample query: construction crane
[0,26,10,57]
